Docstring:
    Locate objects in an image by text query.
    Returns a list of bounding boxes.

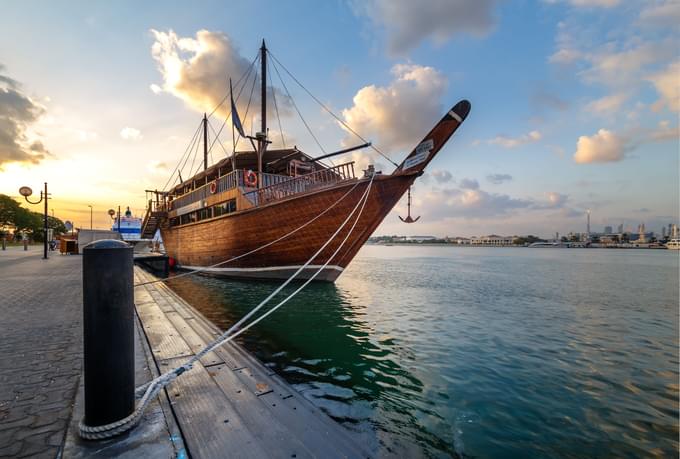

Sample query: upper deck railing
[243,162,355,206]
[169,170,291,211]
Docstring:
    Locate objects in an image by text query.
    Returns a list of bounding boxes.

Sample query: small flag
[230,79,245,138]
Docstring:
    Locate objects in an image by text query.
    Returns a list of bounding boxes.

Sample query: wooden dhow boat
[142,41,470,282]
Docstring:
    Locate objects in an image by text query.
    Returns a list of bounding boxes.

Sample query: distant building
[470,235,514,246]
[671,224,679,238]
[604,226,613,234]
[617,223,624,233]
[405,235,437,243]
[638,223,646,243]
[454,237,471,245]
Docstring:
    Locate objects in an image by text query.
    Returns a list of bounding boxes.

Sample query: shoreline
[366,242,673,250]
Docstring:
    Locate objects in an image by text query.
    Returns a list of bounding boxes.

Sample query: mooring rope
[135,177,364,287]
[79,173,375,440]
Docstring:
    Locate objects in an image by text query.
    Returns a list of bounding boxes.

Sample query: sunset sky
[0,0,677,237]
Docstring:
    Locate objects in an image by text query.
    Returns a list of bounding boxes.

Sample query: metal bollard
[82,239,134,429]
[1,236,5,250]
[23,239,28,251]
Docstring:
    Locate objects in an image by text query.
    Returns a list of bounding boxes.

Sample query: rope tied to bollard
[78,173,375,440]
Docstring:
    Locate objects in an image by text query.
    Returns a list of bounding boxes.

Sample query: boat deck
[134,267,369,459]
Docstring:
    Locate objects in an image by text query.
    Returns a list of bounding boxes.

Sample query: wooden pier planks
[133,268,368,459]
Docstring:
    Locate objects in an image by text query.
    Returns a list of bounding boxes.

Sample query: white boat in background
[528,241,568,248]
[666,238,680,250]
[112,207,143,242]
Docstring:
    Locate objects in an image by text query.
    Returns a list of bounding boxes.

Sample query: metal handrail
[168,170,294,211]
[244,162,355,206]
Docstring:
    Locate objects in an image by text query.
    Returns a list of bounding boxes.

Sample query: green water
[166,246,679,458]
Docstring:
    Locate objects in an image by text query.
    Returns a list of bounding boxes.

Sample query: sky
[0,0,678,238]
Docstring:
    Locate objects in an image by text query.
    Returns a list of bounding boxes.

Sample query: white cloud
[423,186,533,219]
[545,192,568,207]
[341,64,447,154]
[573,129,625,163]
[647,60,680,112]
[147,160,169,175]
[580,42,675,88]
[0,65,49,168]
[431,169,452,183]
[150,29,291,129]
[568,0,620,7]
[459,178,479,190]
[149,83,162,94]
[486,130,542,148]
[647,120,679,142]
[549,48,582,64]
[352,0,499,55]
[639,0,680,26]
[120,127,142,141]
[585,93,628,115]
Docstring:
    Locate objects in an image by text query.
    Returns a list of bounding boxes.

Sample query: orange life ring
[245,170,257,187]
[209,181,217,194]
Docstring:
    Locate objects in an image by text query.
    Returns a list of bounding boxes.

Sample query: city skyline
[0,1,678,237]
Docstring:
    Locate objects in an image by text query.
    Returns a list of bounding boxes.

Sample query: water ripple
[167,246,679,458]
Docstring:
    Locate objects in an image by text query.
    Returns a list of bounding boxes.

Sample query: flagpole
[230,78,236,168]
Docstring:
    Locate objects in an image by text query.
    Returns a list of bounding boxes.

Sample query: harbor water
[166,246,679,458]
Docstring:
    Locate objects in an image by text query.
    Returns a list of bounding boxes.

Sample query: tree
[14,209,42,239]
[47,216,67,235]
[0,194,22,230]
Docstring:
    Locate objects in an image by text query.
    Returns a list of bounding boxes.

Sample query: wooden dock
[134,267,369,459]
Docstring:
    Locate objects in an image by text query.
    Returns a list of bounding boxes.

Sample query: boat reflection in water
[165,272,453,457]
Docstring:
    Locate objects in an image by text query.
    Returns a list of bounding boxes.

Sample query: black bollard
[82,239,134,429]
[23,239,28,251]
[1,236,5,250]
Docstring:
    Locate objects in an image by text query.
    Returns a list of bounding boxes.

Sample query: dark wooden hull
[160,173,416,281]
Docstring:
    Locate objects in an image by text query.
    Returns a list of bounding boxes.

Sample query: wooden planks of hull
[160,173,415,281]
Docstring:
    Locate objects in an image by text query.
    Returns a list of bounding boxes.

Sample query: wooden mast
[203,112,208,171]
[258,40,267,185]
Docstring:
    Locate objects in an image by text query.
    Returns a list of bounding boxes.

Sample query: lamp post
[19,182,49,260]
[87,205,93,230]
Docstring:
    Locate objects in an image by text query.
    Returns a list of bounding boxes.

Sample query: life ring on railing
[209,181,217,194]
[245,170,258,187]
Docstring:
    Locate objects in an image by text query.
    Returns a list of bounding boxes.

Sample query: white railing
[244,162,355,206]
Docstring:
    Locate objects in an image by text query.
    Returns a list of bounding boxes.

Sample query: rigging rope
[234,57,259,151]
[206,50,259,119]
[268,64,286,148]
[135,177,363,287]
[161,121,203,192]
[268,51,398,168]
[79,173,375,440]
[270,56,327,155]
[206,56,261,159]
[207,119,230,158]
[161,52,259,191]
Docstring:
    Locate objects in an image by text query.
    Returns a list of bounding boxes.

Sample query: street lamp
[19,182,49,260]
[87,205,93,230]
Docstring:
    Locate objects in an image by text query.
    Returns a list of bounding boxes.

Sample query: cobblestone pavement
[0,247,83,458]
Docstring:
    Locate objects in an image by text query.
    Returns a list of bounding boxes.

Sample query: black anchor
[399,187,420,223]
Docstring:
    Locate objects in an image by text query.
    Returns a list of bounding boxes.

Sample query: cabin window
[172,199,237,227]
[213,199,237,217]
[197,208,212,221]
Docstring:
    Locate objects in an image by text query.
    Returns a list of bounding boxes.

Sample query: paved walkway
[0,246,83,458]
